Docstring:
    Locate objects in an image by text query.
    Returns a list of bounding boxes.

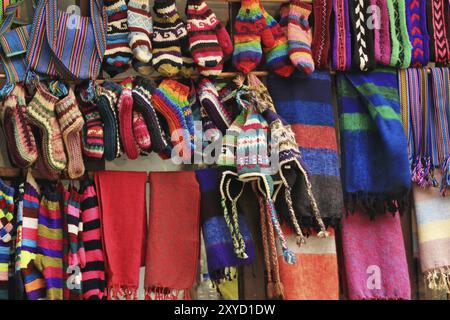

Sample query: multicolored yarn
[0,178,14,300]
[55,88,85,179]
[337,68,411,217]
[232,0,274,74]
[10,181,25,300]
[311,0,332,69]
[132,111,152,152]
[332,0,351,71]
[128,0,153,64]
[371,0,392,66]
[35,184,63,300]
[27,82,67,172]
[80,180,107,300]
[151,79,193,161]
[20,172,46,300]
[405,0,430,67]
[103,0,133,76]
[387,0,413,68]
[427,0,450,64]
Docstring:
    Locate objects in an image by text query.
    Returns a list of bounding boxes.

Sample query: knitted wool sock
[426,0,450,64]
[75,83,104,160]
[34,132,61,182]
[27,82,67,172]
[287,1,315,75]
[232,0,275,74]
[186,0,233,69]
[132,77,172,158]
[312,0,332,69]
[20,173,46,300]
[55,89,85,179]
[1,85,38,168]
[259,3,295,77]
[34,185,63,300]
[0,179,14,299]
[152,0,184,77]
[103,0,133,76]
[128,0,153,63]
[96,82,122,161]
[133,111,152,151]
[132,58,153,75]
[151,79,193,160]
[118,79,140,160]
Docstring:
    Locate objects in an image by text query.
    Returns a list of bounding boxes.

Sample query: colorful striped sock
[35,185,63,300]
[0,178,14,300]
[132,111,152,152]
[20,172,46,300]
[287,0,315,75]
[80,181,107,300]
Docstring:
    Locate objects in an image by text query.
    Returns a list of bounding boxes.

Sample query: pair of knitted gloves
[232,0,316,77]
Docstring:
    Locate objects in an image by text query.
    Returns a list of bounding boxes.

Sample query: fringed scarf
[332,0,351,71]
[413,172,450,293]
[267,72,343,228]
[144,172,200,300]
[348,0,375,71]
[341,211,411,300]
[371,0,391,66]
[426,0,450,65]
[94,171,147,300]
[387,0,413,68]
[337,68,411,217]
[405,0,430,67]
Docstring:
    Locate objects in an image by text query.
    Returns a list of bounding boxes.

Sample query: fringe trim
[144,287,191,300]
[425,267,450,293]
[412,156,439,188]
[108,285,138,300]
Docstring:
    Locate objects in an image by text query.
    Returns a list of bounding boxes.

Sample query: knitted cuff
[312,0,332,69]
[332,0,352,71]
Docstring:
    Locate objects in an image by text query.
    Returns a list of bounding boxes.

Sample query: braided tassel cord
[284,184,306,246]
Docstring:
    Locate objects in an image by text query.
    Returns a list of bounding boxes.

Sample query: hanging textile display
[94,171,147,300]
[337,68,411,216]
[370,0,391,67]
[405,0,430,67]
[0,178,14,300]
[332,0,351,71]
[341,212,411,300]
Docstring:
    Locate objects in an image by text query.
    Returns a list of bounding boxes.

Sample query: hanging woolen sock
[118,79,140,160]
[103,0,133,76]
[34,184,64,300]
[96,82,122,161]
[133,111,152,152]
[27,82,67,172]
[232,0,275,74]
[287,0,315,75]
[186,0,233,70]
[152,0,184,77]
[312,0,332,69]
[128,0,153,63]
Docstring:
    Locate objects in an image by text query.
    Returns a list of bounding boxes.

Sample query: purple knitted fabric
[405,0,430,67]
[371,0,392,66]
[332,0,351,71]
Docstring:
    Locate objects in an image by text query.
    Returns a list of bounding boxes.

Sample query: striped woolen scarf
[337,68,411,217]
[0,178,14,299]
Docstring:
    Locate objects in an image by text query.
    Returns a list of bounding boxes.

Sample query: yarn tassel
[272,281,284,299]
[426,267,450,293]
[440,155,450,196]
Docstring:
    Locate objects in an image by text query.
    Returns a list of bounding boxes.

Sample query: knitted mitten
[27,82,67,172]
[133,111,152,151]
[75,82,104,160]
[0,84,38,168]
[287,0,315,75]
[55,89,85,179]
[128,0,153,63]
[118,79,139,160]
[132,77,172,158]
[152,0,184,77]
[232,0,275,74]
[96,82,122,161]
[186,0,233,70]
[197,78,234,133]
[259,3,295,77]
[103,0,133,76]
[151,79,193,160]
[35,185,63,300]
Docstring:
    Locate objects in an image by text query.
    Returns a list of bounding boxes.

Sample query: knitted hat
[197,78,234,134]
[118,79,140,160]
[132,76,172,158]
[133,111,152,152]
[75,82,104,160]
[128,0,153,64]
[0,84,38,168]
[27,82,67,172]
[55,88,86,179]
[96,81,122,161]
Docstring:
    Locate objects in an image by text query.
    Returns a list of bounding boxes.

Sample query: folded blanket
[268,71,343,227]
[341,212,411,300]
[413,172,450,293]
[337,69,411,216]
[94,171,147,300]
[277,225,339,300]
[145,171,200,300]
